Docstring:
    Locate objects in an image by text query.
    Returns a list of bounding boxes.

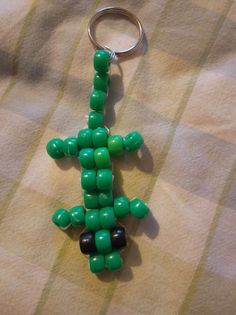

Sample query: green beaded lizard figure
[46,50,150,273]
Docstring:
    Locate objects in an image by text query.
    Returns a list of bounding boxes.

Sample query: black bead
[111,226,127,249]
[79,231,96,254]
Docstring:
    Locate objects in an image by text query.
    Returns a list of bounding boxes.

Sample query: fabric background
[0,1,236,314]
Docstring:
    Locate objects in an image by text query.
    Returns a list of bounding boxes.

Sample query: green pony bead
[130,197,150,219]
[95,229,112,254]
[46,138,64,159]
[93,72,109,93]
[114,196,130,218]
[105,250,123,271]
[84,191,99,209]
[89,254,105,273]
[97,169,113,190]
[69,205,85,227]
[99,190,113,207]
[79,148,95,169]
[77,128,93,148]
[52,208,71,230]
[107,135,124,156]
[94,50,111,74]
[94,147,111,168]
[81,170,96,191]
[123,131,144,152]
[92,127,108,148]
[99,207,116,229]
[90,90,106,111]
[85,209,101,231]
[88,111,104,130]
[63,137,78,156]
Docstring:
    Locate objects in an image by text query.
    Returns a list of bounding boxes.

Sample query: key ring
[88,7,144,58]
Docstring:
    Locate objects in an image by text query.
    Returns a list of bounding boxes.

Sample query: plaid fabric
[0,1,235,314]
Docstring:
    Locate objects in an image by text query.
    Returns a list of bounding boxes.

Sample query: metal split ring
[88,7,144,58]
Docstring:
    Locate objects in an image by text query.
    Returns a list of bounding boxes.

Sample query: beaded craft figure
[46,8,150,273]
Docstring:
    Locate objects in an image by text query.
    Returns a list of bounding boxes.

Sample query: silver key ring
[88,7,144,58]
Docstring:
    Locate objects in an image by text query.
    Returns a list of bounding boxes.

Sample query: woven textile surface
[0,1,236,314]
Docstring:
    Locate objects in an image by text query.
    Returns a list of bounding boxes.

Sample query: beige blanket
[0,1,235,314]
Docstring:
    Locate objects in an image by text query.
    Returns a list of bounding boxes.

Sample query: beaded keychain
[46,7,150,273]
